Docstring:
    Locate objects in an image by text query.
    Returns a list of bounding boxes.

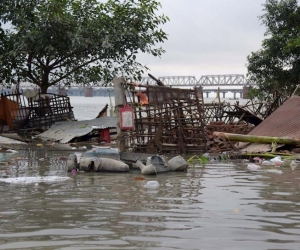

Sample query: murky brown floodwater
[0,148,300,250]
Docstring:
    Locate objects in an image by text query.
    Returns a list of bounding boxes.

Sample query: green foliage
[0,0,169,93]
[247,0,300,97]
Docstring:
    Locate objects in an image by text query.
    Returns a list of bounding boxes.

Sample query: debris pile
[0,76,295,162]
[206,121,254,153]
[210,95,300,156]
[120,82,207,155]
[0,90,75,133]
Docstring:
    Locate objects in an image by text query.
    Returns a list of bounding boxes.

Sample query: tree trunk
[40,71,50,94]
[40,84,48,94]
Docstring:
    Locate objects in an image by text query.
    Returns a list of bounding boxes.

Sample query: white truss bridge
[139,74,253,87]
[12,74,254,89]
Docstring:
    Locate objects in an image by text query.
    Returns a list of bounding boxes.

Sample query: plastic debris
[270,156,284,166]
[145,180,159,188]
[253,157,262,164]
[6,149,18,154]
[261,160,274,166]
[264,169,283,174]
[290,160,298,170]
[247,163,261,171]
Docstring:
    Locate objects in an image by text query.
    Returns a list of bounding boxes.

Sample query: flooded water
[0,97,300,249]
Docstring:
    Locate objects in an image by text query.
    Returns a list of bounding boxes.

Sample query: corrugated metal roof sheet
[248,95,300,139]
[0,135,26,144]
[36,117,117,143]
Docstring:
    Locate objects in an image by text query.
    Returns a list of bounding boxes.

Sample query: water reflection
[0,149,300,249]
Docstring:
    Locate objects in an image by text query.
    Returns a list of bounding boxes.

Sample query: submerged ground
[0,148,299,250]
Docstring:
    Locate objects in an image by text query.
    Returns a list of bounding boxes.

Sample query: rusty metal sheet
[36,117,116,143]
[247,95,300,139]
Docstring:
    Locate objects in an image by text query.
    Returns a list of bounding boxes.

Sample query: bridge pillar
[195,86,203,98]
[83,87,93,97]
[57,87,67,96]
[221,92,226,98]
[242,86,252,99]
[233,92,237,99]
[204,91,210,98]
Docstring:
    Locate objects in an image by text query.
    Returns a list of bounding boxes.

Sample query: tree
[246,0,300,99]
[0,0,169,93]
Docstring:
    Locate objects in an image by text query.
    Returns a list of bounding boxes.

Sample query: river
[0,96,299,250]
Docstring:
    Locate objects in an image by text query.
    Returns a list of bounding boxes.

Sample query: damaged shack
[114,78,207,155]
[0,90,75,133]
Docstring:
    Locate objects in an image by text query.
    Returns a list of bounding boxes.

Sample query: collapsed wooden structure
[0,91,75,133]
[114,79,289,155]
[122,83,207,155]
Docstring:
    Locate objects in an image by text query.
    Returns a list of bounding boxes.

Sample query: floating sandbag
[96,158,129,172]
[146,155,168,173]
[168,155,188,171]
[136,159,157,175]
[79,157,129,172]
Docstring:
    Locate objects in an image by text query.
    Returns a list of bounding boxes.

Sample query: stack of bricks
[206,121,255,153]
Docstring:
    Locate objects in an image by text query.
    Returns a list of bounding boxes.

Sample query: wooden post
[113,77,126,152]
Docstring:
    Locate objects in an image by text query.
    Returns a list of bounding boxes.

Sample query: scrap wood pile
[203,101,261,126]
[203,91,289,153]
[209,94,300,155]
[203,101,257,153]
[206,121,254,134]
[202,102,232,125]
[206,121,255,153]
[123,83,207,155]
[237,90,288,120]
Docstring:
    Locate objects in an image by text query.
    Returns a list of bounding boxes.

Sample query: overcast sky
[138,0,267,79]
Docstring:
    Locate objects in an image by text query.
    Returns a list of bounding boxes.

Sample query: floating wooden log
[213,132,300,146]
